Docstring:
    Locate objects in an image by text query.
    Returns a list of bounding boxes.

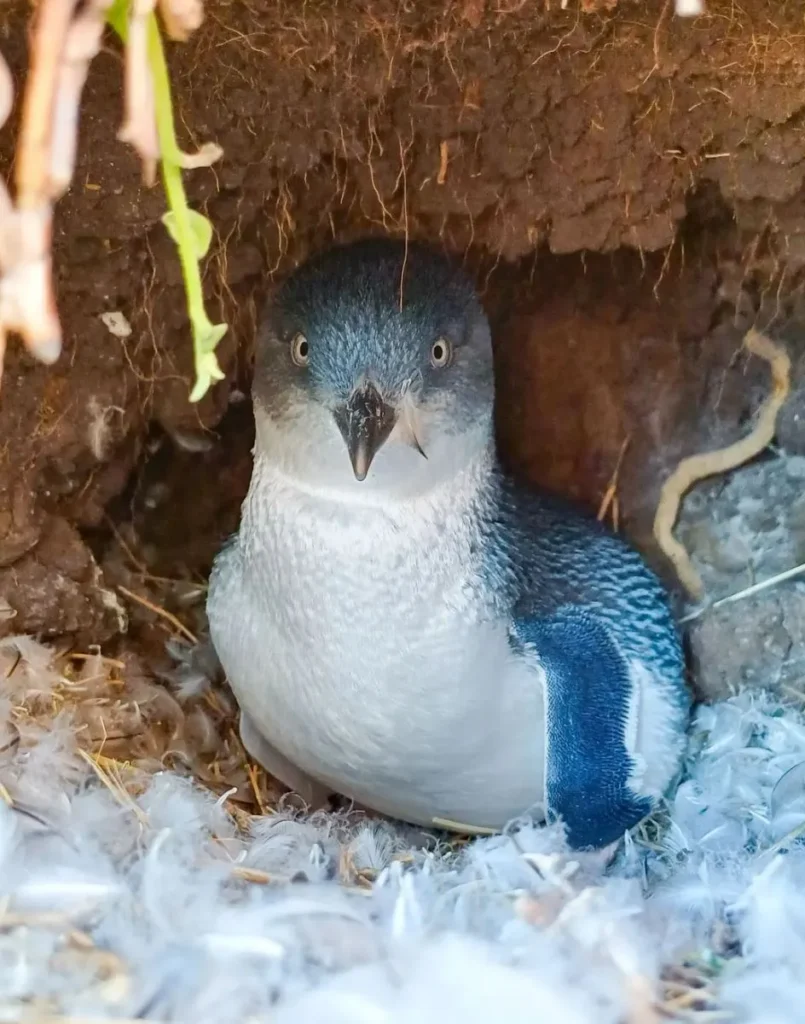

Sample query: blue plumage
[207,237,691,850]
[513,610,654,849]
[491,481,689,847]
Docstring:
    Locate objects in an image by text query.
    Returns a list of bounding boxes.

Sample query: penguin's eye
[290,332,309,367]
[430,338,452,369]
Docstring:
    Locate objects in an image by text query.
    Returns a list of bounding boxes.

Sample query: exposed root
[0,0,74,375]
[437,139,449,185]
[0,0,135,376]
[0,0,222,400]
[0,49,12,128]
[653,328,791,601]
[157,0,204,41]
[116,584,199,644]
[51,0,115,194]
[118,0,160,183]
[597,434,631,531]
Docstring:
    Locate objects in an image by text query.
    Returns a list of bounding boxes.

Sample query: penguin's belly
[208,528,545,829]
[234,607,544,828]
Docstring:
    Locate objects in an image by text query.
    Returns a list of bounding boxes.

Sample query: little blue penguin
[207,238,690,850]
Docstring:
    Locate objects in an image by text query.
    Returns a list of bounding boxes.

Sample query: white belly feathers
[207,456,545,829]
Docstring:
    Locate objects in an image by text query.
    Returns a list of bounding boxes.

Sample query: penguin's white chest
[208,465,545,829]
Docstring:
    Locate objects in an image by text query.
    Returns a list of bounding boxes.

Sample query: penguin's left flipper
[512,608,655,851]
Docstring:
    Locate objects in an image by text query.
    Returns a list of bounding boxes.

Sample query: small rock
[99,311,132,339]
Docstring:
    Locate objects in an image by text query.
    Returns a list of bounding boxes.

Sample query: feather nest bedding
[1,633,804,1024]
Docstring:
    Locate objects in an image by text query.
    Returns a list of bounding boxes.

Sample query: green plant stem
[107,2,226,403]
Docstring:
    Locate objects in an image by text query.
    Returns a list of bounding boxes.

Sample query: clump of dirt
[1,0,805,699]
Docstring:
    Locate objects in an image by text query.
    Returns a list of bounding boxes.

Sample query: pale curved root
[653,328,791,601]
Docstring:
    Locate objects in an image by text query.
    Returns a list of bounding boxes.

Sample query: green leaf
[197,319,228,355]
[161,209,214,259]
[188,346,227,403]
[188,318,227,403]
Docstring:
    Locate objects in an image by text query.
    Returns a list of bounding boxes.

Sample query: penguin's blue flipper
[512,608,654,851]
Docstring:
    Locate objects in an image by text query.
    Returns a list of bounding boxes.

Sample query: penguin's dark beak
[334,383,396,481]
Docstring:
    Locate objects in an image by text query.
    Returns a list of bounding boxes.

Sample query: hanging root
[118,0,160,182]
[0,0,219,397]
[0,0,80,376]
[115,0,209,181]
[0,0,124,376]
[653,328,791,602]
